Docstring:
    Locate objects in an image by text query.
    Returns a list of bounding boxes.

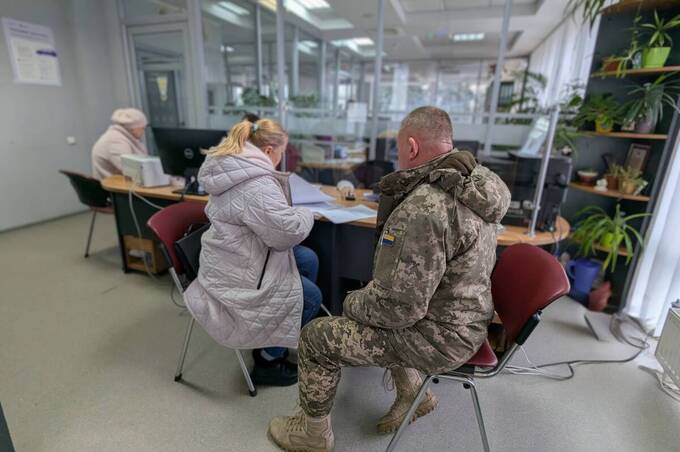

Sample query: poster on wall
[2,17,61,86]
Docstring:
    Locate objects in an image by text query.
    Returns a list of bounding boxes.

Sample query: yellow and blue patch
[382,232,396,246]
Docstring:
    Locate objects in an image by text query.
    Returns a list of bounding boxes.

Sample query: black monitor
[153,127,225,195]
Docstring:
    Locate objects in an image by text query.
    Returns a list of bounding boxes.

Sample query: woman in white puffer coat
[184,118,322,387]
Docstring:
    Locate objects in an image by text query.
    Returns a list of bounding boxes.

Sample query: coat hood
[198,142,280,196]
[379,150,510,224]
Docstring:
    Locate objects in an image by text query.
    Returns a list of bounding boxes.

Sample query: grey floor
[1,212,679,452]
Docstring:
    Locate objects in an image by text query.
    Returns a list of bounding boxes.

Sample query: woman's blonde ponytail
[209,118,287,157]
[208,120,253,156]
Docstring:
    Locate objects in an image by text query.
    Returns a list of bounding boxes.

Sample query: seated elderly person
[267,106,511,452]
[91,108,149,180]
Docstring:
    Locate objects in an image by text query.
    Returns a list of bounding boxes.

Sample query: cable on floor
[128,184,185,310]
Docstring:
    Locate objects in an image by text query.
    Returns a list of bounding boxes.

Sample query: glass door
[126,23,196,131]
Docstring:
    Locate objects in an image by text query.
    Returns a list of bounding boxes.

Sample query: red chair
[59,170,113,257]
[386,244,570,452]
[147,202,257,396]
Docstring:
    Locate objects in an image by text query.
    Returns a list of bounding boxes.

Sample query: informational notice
[2,17,61,86]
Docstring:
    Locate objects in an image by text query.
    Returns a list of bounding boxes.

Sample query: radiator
[656,307,680,387]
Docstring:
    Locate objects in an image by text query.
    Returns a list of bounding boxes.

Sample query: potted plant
[575,94,622,133]
[605,163,623,191]
[572,204,650,272]
[619,166,646,195]
[623,73,680,134]
[641,11,680,68]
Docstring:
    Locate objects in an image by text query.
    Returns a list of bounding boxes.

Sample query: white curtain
[625,134,680,334]
[528,14,599,107]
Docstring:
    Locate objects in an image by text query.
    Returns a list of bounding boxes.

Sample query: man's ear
[408,136,419,160]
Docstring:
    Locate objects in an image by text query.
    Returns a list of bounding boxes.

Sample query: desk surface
[102,175,570,246]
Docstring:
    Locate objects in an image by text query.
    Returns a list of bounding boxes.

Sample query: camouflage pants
[299,316,425,417]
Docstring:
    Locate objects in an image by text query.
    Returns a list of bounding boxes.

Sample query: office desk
[102,175,570,313]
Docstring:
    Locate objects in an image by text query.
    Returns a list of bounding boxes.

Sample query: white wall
[0,0,129,231]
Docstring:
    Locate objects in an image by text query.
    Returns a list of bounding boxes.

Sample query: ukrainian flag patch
[382,232,396,246]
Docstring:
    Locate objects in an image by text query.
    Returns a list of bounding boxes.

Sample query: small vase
[602,57,624,72]
[595,117,614,133]
[620,179,637,194]
[635,115,656,134]
[605,175,619,191]
[642,47,671,68]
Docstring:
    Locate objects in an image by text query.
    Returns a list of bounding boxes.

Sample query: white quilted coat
[183,142,314,349]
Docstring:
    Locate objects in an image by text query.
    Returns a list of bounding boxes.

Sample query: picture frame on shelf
[625,143,651,172]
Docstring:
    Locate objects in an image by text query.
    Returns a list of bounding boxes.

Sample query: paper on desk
[305,203,377,224]
[289,173,334,205]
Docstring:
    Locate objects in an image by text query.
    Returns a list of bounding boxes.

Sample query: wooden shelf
[581,131,668,140]
[592,66,680,78]
[603,0,680,15]
[592,242,630,257]
[569,182,650,202]
[570,235,631,257]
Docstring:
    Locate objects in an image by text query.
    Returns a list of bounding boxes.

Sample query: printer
[481,152,572,232]
[121,154,171,187]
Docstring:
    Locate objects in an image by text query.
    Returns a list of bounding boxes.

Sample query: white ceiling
[316,0,568,60]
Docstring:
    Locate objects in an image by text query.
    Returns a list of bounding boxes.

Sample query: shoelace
[285,411,305,432]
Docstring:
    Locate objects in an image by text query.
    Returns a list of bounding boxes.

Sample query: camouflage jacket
[343,150,511,372]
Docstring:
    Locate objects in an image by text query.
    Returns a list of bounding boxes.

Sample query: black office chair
[353,160,395,189]
[59,170,113,258]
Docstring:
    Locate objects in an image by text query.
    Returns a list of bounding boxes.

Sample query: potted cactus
[605,163,623,191]
[641,11,680,68]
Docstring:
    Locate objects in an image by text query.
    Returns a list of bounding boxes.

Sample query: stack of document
[289,174,377,224]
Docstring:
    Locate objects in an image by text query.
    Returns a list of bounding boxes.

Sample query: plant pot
[605,175,619,191]
[602,57,624,72]
[589,281,612,312]
[634,115,656,134]
[642,47,671,68]
[620,179,638,194]
[600,232,623,251]
[595,117,614,133]
[578,170,599,185]
[566,259,602,295]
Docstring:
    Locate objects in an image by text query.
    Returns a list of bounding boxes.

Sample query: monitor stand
[173,168,206,196]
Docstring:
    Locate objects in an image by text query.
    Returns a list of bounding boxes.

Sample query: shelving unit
[581,131,668,140]
[569,182,650,202]
[592,66,680,78]
[562,4,680,310]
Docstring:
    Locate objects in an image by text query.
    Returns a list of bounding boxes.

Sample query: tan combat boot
[377,367,438,434]
[268,411,334,452]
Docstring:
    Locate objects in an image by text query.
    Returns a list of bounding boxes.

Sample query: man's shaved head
[399,106,453,145]
[397,106,454,170]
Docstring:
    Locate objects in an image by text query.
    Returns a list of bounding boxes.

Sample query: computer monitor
[152,127,226,195]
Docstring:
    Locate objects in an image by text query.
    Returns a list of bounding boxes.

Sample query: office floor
[1,212,679,452]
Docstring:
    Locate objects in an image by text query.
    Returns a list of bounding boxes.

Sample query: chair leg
[466,380,490,452]
[319,304,332,317]
[386,375,434,452]
[84,211,97,258]
[174,317,195,382]
[234,349,257,397]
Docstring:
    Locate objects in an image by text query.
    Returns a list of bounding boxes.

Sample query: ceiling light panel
[296,0,330,9]
[452,33,485,42]
[353,37,374,46]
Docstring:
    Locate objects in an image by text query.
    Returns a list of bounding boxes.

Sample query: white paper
[306,204,377,224]
[289,173,334,205]
[2,17,61,86]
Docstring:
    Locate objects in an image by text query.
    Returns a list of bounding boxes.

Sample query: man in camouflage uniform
[268,106,511,452]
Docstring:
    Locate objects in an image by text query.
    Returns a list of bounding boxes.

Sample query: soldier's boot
[268,411,334,452]
[377,367,438,434]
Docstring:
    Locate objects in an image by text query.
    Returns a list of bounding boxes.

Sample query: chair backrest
[454,140,480,157]
[491,244,570,345]
[174,223,209,283]
[146,202,208,275]
[59,170,110,208]
[353,160,395,188]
